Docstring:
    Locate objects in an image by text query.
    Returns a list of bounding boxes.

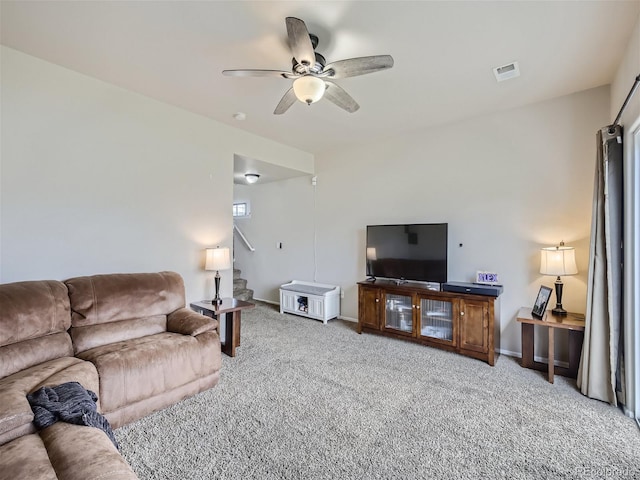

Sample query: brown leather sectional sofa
[0,271,222,480]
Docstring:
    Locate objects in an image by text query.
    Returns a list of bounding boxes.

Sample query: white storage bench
[279,281,340,324]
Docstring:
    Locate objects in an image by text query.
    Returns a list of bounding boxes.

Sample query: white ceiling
[2,1,639,157]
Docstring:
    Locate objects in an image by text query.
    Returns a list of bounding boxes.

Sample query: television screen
[366,223,448,283]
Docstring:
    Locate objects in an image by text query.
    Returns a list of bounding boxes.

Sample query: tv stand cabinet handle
[460,311,465,316]
[375,298,379,303]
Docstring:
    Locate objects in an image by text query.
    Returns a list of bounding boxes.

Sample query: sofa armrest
[167,308,218,336]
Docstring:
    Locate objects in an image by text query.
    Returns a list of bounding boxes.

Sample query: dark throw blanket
[27,381,118,449]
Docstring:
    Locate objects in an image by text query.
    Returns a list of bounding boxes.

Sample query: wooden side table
[190,298,255,357]
[516,307,585,384]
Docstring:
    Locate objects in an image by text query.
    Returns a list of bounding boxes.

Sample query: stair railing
[233,224,255,252]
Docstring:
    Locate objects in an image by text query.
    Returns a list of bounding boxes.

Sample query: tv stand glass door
[384,293,413,335]
[418,296,456,347]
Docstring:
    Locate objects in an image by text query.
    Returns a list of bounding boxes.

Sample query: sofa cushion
[167,307,218,336]
[0,357,99,446]
[0,333,73,381]
[0,433,58,480]
[65,271,185,327]
[0,280,72,379]
[0,280,71,347]
[40,422,138,480]
[77,331,221,413]
[0,424,139,480]
[70,315,166,355]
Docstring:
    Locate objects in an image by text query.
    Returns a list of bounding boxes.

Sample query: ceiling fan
[222,17,394,115]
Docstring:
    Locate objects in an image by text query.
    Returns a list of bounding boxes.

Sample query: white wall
[311,86,609,359]
[0,47,313,314]
[610,13,640,124]
[227,85,609,360]
[233,176,316,301]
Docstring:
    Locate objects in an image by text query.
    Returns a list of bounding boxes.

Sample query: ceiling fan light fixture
[245,173,260,184]
[293,75,326,105]
[223,17,393,115]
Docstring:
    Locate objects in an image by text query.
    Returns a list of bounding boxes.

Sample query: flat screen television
[366,223,448,283]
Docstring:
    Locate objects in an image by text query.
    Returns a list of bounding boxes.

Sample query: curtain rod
[609,74,640,134]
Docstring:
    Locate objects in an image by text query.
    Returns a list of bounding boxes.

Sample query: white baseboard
[498,348,523,359]
[255,298,355,323]
[497,348,569,368]
[253,297,279,306]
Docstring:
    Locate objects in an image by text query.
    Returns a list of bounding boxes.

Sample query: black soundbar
[442,281,503,297]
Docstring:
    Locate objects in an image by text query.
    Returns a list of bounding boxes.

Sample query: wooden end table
[190,298,255,357]
[516,306,585,384]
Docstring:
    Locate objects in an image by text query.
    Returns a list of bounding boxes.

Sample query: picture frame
[532,285,553,319]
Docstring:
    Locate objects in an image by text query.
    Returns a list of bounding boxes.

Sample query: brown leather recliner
[65,271,221,428]
[0,271,221,479]
[0,280,134,480]
[0,280,100,446]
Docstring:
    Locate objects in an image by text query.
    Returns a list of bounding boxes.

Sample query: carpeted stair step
[233,267,253,301]
[234,278,247,291]
[234,288,254,302]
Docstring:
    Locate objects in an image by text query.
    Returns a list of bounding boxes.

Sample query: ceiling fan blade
[286,17,315,67]
[324,81,360,113]
[274,88,297,115]
[223,69,292,78]
[323,55,394,79]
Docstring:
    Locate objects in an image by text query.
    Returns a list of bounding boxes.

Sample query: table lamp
[205,246,231,304]
[540,241,578,315]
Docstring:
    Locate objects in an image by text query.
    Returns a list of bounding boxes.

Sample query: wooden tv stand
[357,280,500,365]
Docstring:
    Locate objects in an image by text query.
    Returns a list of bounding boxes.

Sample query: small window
[233,202,248,217]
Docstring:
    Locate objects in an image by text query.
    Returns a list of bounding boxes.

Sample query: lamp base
[552,305,568,316]
[211,271,222,305]
[552,277,567,316]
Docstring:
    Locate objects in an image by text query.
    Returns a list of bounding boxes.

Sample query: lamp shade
[540,245,578,276]
[293,76,326,105]
[205,247,231,271]
[366,247,377,261]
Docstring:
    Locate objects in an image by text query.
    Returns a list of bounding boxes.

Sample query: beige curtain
[577,126,623,404]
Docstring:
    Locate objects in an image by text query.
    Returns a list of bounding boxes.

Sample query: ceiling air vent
[493,61,520,82]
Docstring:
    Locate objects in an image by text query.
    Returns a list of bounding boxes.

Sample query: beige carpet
[114,302,640,479]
